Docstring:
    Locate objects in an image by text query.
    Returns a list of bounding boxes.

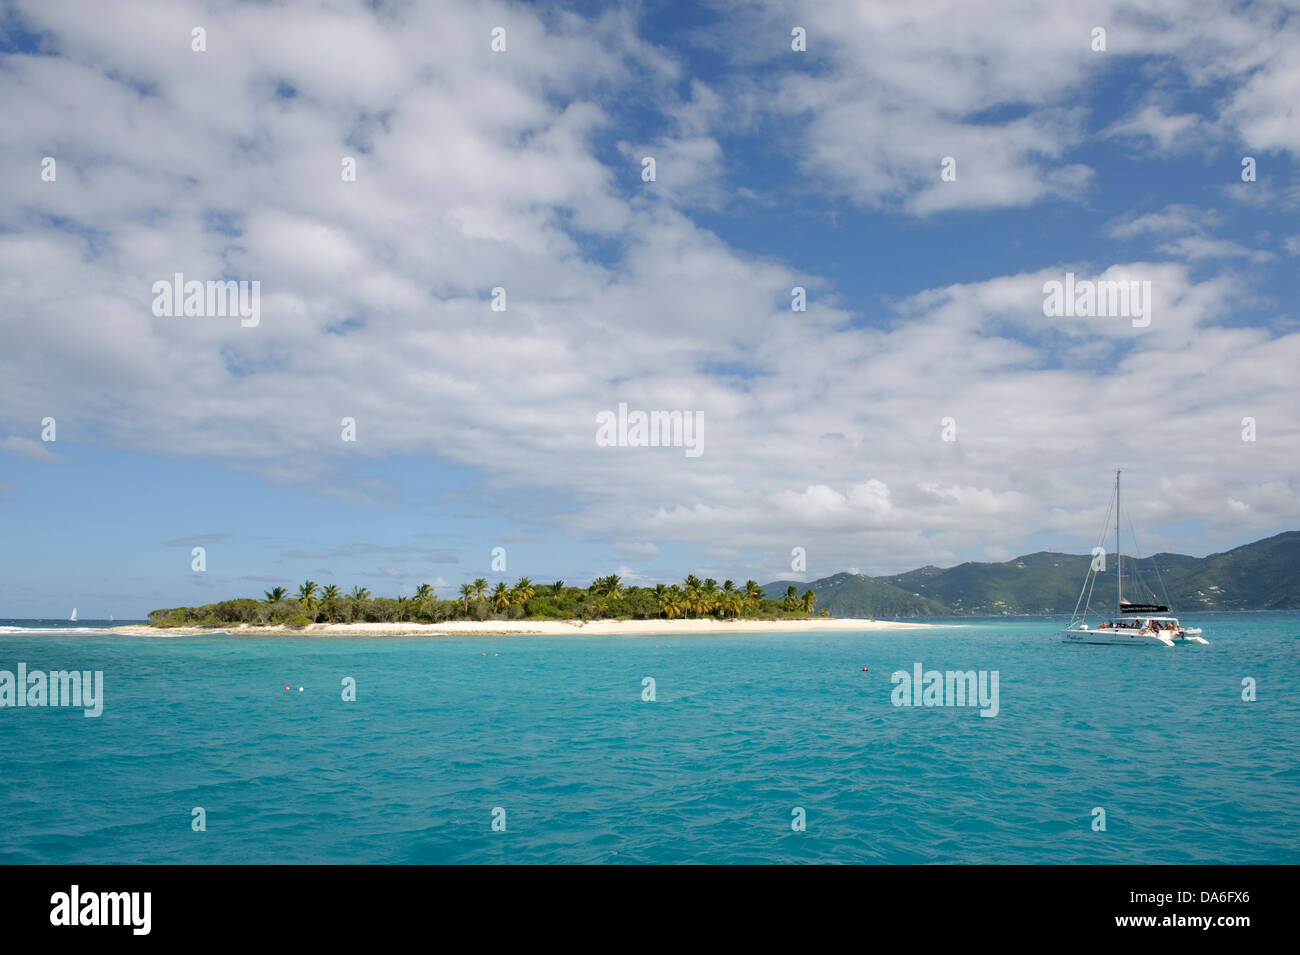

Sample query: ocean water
[1,613,1296,864]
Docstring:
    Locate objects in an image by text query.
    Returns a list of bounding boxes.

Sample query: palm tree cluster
[649,576,813,618]
[151,575,818,627]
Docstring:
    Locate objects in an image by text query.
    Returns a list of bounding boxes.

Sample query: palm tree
[396,595,413,621]
[722,579,736,595]
[653,584,670,617]
[264,586,288,603]
[664,591,685,620]
[550,580,565,595]
[701,578,719,616]
[490,582,511,614]
[318,584,342,622]
[295,580,319,610]
[458,583,474,614]
[782,585,799,611]
[411,583,434,620]
[472,578,488,606]
[347,585,371,622]
[509,577,534,608]
[744,580,763,606]
[590,574,623,599]
[801,589,817,614]
[682,575,702,618]
[721,592,743,618]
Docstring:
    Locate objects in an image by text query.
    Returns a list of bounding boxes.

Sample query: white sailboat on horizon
[1062,470,1208,646]
[69,607,77,622]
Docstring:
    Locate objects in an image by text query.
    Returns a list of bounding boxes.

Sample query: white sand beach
[107,617,951,637]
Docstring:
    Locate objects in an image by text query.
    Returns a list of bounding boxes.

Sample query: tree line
[148,574,822,628]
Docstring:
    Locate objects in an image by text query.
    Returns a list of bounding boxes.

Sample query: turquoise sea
[1,613,1296,864]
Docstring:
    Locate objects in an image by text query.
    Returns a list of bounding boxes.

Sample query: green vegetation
[146,531,1299,627]
[148,574,820,628]
[766,573,951,618]
[784,531,1300,617]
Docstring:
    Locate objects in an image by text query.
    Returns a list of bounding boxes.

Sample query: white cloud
[613,540,661,560]
[1107,205,1211,239]
[1107,205,1272,262]
[1158,236,1272,262]
[713,0,1300,212]
[1102,104,1208,154]
[0,436,60,461]
[0,0,1295,586]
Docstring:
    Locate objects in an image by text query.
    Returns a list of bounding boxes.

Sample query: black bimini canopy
[1120,604,1169,613]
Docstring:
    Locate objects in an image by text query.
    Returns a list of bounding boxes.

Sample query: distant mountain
[763,573,950,618]
[765,531,1300,617]
[879,551,1089,615]
[1166,531,1300,611]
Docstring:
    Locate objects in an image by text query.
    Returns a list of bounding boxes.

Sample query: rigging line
[1126,511,1173,609]
[1123,546,1153,604]
[1083,563,1099,619]
[1123,521,1158,604]
[1122,514,1149,601]
[1070,485,1116,624]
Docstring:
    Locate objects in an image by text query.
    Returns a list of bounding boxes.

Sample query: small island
[126,575,946,636]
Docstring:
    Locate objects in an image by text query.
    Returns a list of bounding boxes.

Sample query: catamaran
[1062,470,1207,646]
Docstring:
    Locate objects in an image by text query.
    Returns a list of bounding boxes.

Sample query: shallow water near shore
[2,613,1297,864]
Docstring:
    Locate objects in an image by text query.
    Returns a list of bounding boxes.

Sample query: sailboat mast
[1115,469,1122,611]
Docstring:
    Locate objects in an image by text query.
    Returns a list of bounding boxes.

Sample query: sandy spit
[106,618,953,637]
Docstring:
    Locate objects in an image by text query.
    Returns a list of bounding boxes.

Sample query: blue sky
[1,0,1298,617]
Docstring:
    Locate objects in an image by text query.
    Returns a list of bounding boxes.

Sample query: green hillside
[763,573,951,618]
[880,551,1089,615]
[1163,532,1300,610]
[768,530,1300,617]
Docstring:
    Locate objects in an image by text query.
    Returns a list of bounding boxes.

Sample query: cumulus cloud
[0,436,60,461]
[1,0,1296,589]
[1106,204,1272,262]
[709,0,1300,213]
[1102,104,1209,154]
[613,540,661,560]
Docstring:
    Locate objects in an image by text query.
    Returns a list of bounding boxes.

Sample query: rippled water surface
[1,614,1297,863]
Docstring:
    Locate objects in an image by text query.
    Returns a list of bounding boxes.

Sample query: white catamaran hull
[1062,627,1201,647]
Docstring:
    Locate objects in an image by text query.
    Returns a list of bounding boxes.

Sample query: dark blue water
[1,614,1296,863]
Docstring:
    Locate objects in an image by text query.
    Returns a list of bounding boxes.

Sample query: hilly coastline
[765,531,1300,617]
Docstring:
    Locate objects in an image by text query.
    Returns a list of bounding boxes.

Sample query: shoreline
[104,618,954,637]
